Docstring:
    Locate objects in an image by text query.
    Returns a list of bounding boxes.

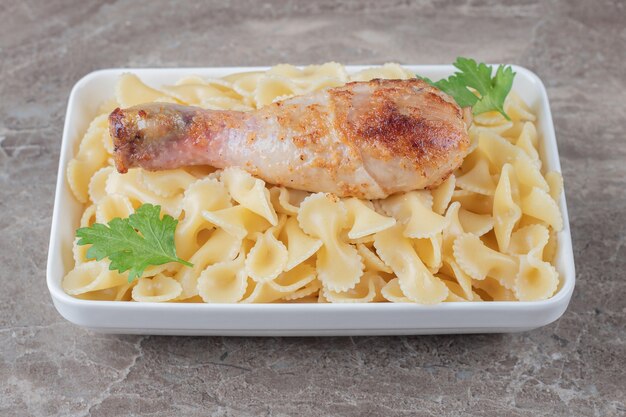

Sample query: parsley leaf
[76,203,193,282]
[419,57,516,120]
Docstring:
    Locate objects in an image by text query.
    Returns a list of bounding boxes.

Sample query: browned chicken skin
[110,78,471,199]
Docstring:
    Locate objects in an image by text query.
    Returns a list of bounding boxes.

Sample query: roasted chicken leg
[110,78,471,199]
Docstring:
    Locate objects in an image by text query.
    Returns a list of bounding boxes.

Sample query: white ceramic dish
[47,65,575,336]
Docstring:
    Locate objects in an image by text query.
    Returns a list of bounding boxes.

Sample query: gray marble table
[1,1,624,416]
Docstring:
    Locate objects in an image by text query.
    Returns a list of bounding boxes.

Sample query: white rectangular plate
[47,65,575,336]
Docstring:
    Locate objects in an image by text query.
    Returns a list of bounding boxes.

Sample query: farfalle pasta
[132,274,182,302]
[63,63,564,304]
[297,193,364,292]
[245,229,289,282]
[375,225,449,304]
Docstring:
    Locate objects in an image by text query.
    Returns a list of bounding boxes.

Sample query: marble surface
[1,0,625,415]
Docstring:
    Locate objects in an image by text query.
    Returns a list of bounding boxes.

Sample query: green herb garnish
[420,57,516,120]
[76,203,192,282]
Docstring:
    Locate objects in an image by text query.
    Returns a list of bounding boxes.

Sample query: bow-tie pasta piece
[472,110,514,140]
[543,229,559,263]
[442,283,467,302]
[67,115,110,203]
[268,63,347,95]
[75,280,136,301]
[441,202,466,260]
[254,75,302,107]
[279,217,322,271]
[380,191,448,239]
[431,174,456,215]
[198,91,254,111]
[474,110,509,127]
[458,208,494,237]
[356,243,393,274]
[268,63,348,86]
[347,233,376,245]
[443,201,465,235]
[72,237,89,266]
[479,131,528,175]
[456,158,497,196]
[175,228,242,300]
[513,157,549,196]
[375,225,448,304]
[88,166,114,204]
[453,233,519,289]
[116,73,177,107]
[521,187,563,231]
[223,71,263,106]
[439,257,474,300]
[317,290,329,303]
[493,164,522,252]
[516,214,546,230]
[297,193,364,292]
[239,279,285,303]
[106,169,182,217]
[132,274,183,302]
[269,186,309,216]
[238,277,283,304]
[450,190,494,215]
[161,81,241,106]
[458,146,487,172]
[381,278,411,303]
[516,122,540,167]
[62,261,128,296]
[473,121,514,137]
[176,178,232,259]
[95,194,134,224]
[370,274,389,302]
[281,295,322,303]
[545,171,564,202]
[245,230,288,282]
[175,75,240,94]
[472,277,517,301]
[472,105,512,124]
[267,263,317,294]
[343,198,396,239]
[221,167,278,226]
[140,169,197,198]
[101,123,116,157]
[349,63,415,82]
[501,121,526,141]
[507,224,550,258]
[268,213,288,238]
[142,263,180,279]
[283,278,322,301]
[300,77,346,94]
[324,272,381,303]
[202,206,271,241]
[199,97,253,111]
[466,127,481,154]
[413,234,444,272]
[439,276,481,302]
[178,296,204,303]
[80,205,97,228]
[197,254,248,303]
[504,91,536,123]
[515,254,559,301]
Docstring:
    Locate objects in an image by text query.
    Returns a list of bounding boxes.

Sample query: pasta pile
[63,63,564,304]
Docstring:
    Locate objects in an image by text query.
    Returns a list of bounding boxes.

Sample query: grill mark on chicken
[109,78,471,199]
